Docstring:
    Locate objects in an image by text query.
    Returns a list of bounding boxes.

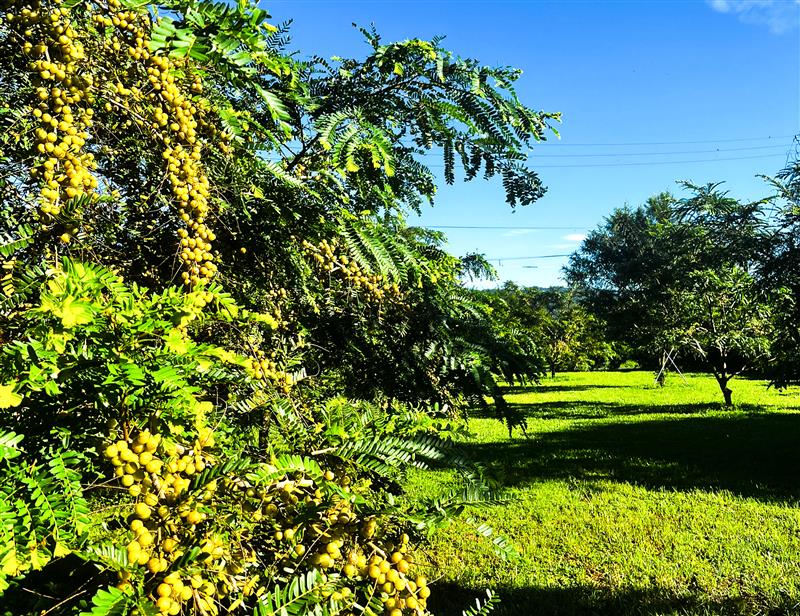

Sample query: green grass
[409,371,800,616]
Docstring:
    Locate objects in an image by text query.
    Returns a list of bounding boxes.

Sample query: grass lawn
[408,371,800,616]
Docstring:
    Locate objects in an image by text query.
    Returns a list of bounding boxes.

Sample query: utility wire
[486,254,572,261]
[410,143,790,159]
[531,152,786,168]
[521,134,798,147]
[422,152,785,169]
[426,225,587,230]
[502,144,783,158]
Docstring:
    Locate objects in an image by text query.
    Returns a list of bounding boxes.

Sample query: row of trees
[0,1,556,614]
[564,154,800,405]
[477,284,618,377]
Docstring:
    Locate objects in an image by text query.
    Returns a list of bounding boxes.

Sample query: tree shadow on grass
[457,412,800,502]
[521,384,632,394]
[428,581,798,616]
[470,400,751,422]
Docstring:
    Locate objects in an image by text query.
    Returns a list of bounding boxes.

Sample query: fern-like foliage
[338,215,424,285]
[254,569,339,616]
[78,586,132,616]
[0,432,91,593]
[461,590,500,616]
[305,32,561,212]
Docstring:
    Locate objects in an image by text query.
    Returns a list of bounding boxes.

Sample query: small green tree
[667,266,775,405]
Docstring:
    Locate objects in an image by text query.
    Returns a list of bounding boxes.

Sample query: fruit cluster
[302,238,402,302]
[150,56,217,286]
[104,428,253,615]
[6,0,98,217]
[100,0,218,285]
[7,0,222,283]
[241,464,431,615]
[244,349,294,394]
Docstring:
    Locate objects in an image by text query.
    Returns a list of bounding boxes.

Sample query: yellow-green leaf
[53,542,71,558]
[165,329,190,354]
[0,383,22,409]
[60,296,94,328]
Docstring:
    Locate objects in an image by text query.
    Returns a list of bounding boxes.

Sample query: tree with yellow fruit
[0,0,555,614]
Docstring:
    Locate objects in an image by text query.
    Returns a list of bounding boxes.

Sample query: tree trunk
[716,375,733,406]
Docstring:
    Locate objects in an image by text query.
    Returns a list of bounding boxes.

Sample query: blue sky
[268,0,800,287]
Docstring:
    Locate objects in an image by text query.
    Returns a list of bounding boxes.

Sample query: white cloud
[707,0,800,34]
[563,233,587,242]
[501,229,534,237]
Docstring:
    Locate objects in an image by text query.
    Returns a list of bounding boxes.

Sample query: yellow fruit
[134,503,151,519]
[156,596,171,612]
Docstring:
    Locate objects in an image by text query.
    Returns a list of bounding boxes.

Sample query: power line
[520,144,787,158]
[422,152,786,169]
[410,143,792,159]
[532,152,787,168]
[486,254,572,261]
[426,225,587,230]
[526,134,798,147]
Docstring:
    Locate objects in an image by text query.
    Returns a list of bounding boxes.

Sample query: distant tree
[760,149,800,387]
[565,193,677,350]
[566,183,774,404]
[480,284,614,377]
[667,266,775,405]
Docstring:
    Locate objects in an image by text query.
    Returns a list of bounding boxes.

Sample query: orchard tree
[482,284,615,377]
[667,266,776,406]
[566,183,774,403]
[760,150,800,388]
[565,193,677,350]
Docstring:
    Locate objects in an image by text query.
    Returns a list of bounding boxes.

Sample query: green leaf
[79,586,130,616]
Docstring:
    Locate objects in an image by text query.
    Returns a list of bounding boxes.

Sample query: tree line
[492,155,800,407]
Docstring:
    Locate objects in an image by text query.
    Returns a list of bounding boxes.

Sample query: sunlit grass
[410,371,800,615]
